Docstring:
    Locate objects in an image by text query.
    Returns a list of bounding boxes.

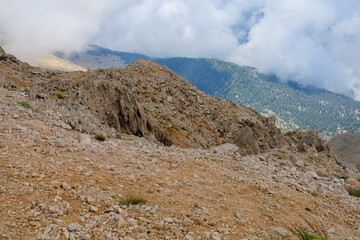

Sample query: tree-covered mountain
[58,45,360,138]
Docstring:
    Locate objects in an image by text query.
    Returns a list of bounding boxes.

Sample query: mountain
[57,45,360,139]
[38,54,86,71]
[1,45,360,239]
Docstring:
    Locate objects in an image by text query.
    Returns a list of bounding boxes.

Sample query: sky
[0,0,360,100]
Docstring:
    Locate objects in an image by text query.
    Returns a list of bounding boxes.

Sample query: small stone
[124,237,135,240]
[68,223,81,231]
[29,221,38,227]
[235,212,242,219]
[82,234,91,240]
[105,232,112,239]
[267,227,288,237]
[86,197,96,204]
[346,178,359,188]
[164,218,173,223]
[182,219,191,227]
[128,174,136,183]
[259,156,266,161]
[315,168,327,177]
[117,220,127,227]
[89,206,98,213]
[295,160,305,167]
[154,222,164,230]
[62,182,71,190]
[128,218,137,226]
[184,235,194,240]
[200,232,211,240]
[137,233,147,239]
[53,219,62,224]
[76,134,91,144]
[114,214,123,221]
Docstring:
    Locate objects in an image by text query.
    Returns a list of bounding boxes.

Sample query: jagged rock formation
[1,48,286,154]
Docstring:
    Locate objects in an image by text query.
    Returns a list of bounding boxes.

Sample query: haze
[0,0,359,99]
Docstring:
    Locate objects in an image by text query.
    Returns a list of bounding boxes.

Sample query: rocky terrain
[330,133,360,169]
[1,46,360,239]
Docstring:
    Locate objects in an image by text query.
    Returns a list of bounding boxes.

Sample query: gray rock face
[330,133,360,168]
[0,46,6,56]
[25,58,285,152]
[285,130,331,154]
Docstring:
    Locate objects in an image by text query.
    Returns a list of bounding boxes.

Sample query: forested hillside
[59,46,360,138]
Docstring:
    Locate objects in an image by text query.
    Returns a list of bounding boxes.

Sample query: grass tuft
[120,194,147,206]
[18,101,36,112]
[94,135,106,141]
[345,187,360,197]
[298,229,327,240]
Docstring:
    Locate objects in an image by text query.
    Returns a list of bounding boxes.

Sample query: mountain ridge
[56,45,360,139]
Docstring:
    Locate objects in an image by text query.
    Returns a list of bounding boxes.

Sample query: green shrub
[18,101,36,112]
[120,194,147,205]
[57,92,64,100]
[298,229,327,240]
[345,187,360,197]
[94,135,106,141]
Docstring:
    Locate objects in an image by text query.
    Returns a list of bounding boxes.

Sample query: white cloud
[0,0,360,99]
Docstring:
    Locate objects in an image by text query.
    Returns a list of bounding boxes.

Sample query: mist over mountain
[1,0,360,99]
[57,45,360,139]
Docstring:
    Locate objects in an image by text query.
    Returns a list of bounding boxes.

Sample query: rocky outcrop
[330,133,360,169]
[285,129,331,154]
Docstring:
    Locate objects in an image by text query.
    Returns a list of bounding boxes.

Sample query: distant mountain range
[56,45,360,138]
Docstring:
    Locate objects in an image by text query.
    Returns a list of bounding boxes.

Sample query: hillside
[58,45,360,139]
[1,46,360,239]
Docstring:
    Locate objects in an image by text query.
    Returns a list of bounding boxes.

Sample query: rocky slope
[330,133,360,169]
[1,46,360,239]
[1,46,286,155]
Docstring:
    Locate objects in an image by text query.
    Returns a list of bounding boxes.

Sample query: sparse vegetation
[340,176,349,180]
[298,229,327,240]
[24,88,30,93]
[276,155,284,160]
[94,135,106,141]
[18,101,36,112]
[173,126,180,131]
[120,194,147,205]
[345,187,360,197]
[5,95,13,98]
[57,92,64,99]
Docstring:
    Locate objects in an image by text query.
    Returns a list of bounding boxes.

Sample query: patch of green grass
[18,101,36,112]
[298,229,327,240]
[120,194,147,206]
[345,187,360,197]
[24,88,30,93]
[206,144,210,149]
[94,135,106,141]
[57,92,64,100]
[340,176,349,180]
[5,95,13,98]
[276,155,284,160]
[173,126,180,131]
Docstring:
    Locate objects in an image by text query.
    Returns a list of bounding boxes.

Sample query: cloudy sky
[1,0,360,99]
